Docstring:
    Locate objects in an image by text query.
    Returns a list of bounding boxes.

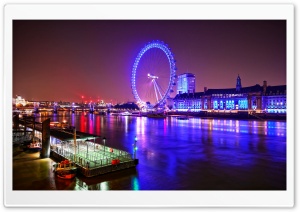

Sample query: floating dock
[14,117,138,177]
[50,140,137,177]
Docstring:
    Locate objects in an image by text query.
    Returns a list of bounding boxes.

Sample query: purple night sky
[13,20,286,103]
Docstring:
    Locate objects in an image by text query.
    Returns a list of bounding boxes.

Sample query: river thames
[34,112,286,190]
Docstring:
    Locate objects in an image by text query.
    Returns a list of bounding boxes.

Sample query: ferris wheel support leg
[153,80,159,103]
[153,80,163,102]
[154,80,164,100]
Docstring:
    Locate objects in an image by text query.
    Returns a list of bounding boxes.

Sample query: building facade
[13,95,28,106]
[173,75,286,114]
[177,73,196,94]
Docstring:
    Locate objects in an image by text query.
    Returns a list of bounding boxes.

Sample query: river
[35,112,286,190]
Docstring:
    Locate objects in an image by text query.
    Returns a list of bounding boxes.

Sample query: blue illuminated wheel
[131,40,177,110]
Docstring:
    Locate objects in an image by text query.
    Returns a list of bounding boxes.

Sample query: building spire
[236,74,242,92]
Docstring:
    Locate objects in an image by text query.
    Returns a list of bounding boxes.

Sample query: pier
[14,117,138,177]
[50,140,137,177]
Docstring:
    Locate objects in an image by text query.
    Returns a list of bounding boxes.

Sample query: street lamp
[93,137,96,151]
[134,136,138,159]
[77,139,80,155]
[61,141,64,156]
[86,139,89,158]
[103,137,106,153]
[66,141,70,157]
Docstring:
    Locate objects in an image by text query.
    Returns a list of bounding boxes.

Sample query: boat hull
[146,113,166,118]
[53,160,77,180]
[177,116,189,120]
[55,170,76,180]
[26,141,42,151]
[27,147,42,152]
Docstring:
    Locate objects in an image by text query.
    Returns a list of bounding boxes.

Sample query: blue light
[213,100,218,109]
[131,40,176,108]
[131,176,140,190]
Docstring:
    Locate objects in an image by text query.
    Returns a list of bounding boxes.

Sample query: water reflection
[35,112,286,190]
[73,168,138,190]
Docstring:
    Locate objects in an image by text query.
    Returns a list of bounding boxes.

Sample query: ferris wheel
[131,40,177,110]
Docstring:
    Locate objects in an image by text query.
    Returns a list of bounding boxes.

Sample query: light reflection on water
[36,112,286,190]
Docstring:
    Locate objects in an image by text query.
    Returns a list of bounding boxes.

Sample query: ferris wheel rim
[131,40,177,108]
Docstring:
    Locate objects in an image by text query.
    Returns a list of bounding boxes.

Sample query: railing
[13,130,34,143]
[50,144,136,177]
[50,142,134,169]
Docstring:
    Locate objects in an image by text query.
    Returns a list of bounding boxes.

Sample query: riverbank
[167,111,286,121]
[13,145,59,190]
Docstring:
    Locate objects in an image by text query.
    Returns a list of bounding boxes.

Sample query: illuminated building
[173,75,286,114]
[13,95,28,106]
[177,73,195,94]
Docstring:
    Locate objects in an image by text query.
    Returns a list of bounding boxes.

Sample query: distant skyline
[13,20,286,103]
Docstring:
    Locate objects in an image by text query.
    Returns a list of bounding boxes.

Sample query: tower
[177,73,196,94]
[236,74,242,92]
[263,80,267,94]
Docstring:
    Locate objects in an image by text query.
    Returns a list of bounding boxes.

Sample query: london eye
[131,40,177,110]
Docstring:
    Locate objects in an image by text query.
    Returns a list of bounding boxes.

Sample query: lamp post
[73,126,76,157]
[77,140,80,155]
[134,136,137,159]
[61,141,64,156]
[81,96,84,112]
[86,139,89,159]
[67,141,70,158]
[93,137,96,151]
[103,137,106,153]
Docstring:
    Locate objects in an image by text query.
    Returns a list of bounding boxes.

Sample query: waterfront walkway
[13,147,58,190]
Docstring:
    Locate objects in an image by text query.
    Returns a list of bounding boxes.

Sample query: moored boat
[131,111,141,116]
[53,160,77,179]
[177,116,189,120]
[119,111,132,116]
[50,120,70,129]
[146,113,167,118]
[111,159,120,165]
[27,141,42,151]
